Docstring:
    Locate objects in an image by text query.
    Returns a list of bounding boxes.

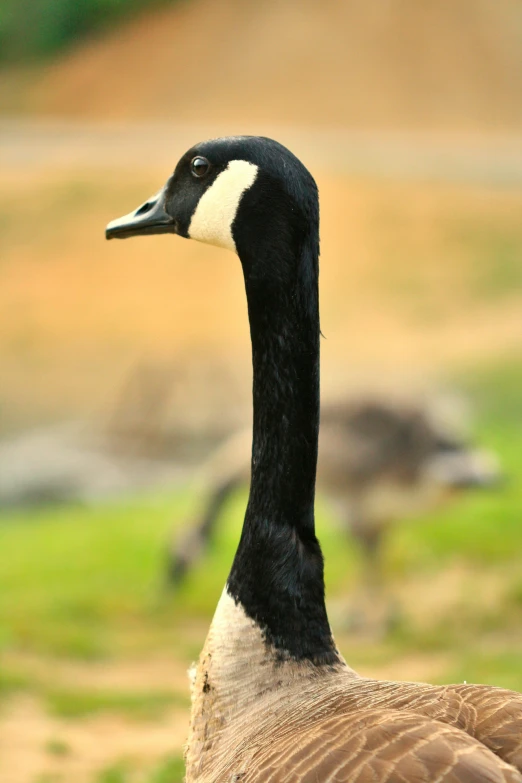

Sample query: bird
[106,136,522,783]
[165,396,501,631]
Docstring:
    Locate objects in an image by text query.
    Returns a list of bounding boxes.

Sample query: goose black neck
[227,174,338,665]
[246,246,320,533]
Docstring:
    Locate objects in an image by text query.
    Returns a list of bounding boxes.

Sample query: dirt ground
[2,558,519,783]
[0,653,449,783]
[5,0,522,132]
[0,641,451,783]
[0,696,187,783]
[1,166,521,432]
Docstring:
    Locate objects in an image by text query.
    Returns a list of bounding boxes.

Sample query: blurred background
[0,1,521,781]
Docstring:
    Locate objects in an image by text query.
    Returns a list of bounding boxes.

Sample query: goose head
[106,136,318,266]
[425,439,503,492]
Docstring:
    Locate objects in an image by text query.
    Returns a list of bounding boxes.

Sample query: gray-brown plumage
[184,593,522,782]
[236,711,519,783]
[106,136,522,783]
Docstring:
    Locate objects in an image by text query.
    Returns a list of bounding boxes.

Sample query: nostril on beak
[135,200,156,217]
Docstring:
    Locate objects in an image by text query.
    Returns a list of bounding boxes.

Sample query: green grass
[386,359,522,570]
[439,650,522,693]
[0,484,358,661]
[0,666,31,699]
[0,358,521,781]
[45,738,71,757]
[94,755,185,783]
[1,361,521,664]
[45,687,187,720]
[0,0,174,64]
[0,492,192,659]
[97,763,129,783]
[147,755,185,783]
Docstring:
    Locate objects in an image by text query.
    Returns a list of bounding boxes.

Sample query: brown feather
[446,685,522,770]
[241,712,521,783]
[185,593,522,782]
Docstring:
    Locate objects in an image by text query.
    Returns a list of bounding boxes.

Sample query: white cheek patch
[188,160,258,252]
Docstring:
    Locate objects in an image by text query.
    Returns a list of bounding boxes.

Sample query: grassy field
[1,141,522,782]
[2,5,521,779]
[0,357,521,783]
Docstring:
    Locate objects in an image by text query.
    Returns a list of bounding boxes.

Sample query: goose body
[106,136,522,783]
[166,398,501,603]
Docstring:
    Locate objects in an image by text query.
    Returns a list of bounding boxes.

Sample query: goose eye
[191,156,211,178]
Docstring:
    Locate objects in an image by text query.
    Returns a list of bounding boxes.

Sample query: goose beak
[430,449,504,490]
[105,189,174,240]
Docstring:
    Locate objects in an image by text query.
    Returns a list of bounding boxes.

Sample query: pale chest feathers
[185,590,354,782]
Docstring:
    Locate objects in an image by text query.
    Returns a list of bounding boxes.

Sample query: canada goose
[165,398,501,614]
[106,137,522,782]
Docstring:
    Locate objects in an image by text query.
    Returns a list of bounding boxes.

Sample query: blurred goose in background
[166,396,501,629]
[106,135,522,782]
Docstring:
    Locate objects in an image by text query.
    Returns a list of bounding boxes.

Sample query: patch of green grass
[0,356,521,704]
[0,491,191,658]
[148,755,185,783]
[456,359,522,431]
[0,0,174,64]
[45,738,71,757]
[96,763,129,783]
[45,687,187,720]
[386,359,522,573]
[93,754,185,783]
[0,666,31,700]
[389,480,522,571]
[438,650,522,692]
[506,580,522,609]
